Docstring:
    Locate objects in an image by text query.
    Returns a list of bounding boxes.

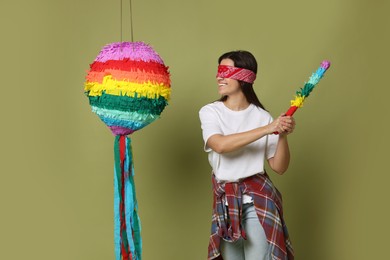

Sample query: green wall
[1,0,389,259]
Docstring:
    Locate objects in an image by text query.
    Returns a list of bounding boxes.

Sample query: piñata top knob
[84,41,171,136]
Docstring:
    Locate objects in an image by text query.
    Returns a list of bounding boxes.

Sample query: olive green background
[0,0,388,259]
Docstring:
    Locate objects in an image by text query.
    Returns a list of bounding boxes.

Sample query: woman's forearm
[207,115,294,154]
[207,126,271,154]
[268,134,290,174]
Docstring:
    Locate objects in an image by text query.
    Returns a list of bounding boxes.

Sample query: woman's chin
[218,89,226,96]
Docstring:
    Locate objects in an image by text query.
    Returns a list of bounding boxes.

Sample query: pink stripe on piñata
[95,42,164,64]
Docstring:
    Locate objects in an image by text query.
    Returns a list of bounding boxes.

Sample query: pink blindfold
[217,65,256,84]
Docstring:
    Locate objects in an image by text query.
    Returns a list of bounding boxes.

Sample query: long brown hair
[217,50,266,110]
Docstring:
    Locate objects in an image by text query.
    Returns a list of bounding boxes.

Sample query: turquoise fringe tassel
[114,135,142,260]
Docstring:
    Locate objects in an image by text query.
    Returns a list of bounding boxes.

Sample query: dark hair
[217,50,266,110]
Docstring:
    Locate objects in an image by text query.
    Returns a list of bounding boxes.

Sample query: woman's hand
[268,114,296,135]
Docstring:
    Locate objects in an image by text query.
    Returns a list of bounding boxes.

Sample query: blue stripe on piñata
[91,106,159,123]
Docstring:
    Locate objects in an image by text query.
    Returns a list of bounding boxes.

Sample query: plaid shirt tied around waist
[208,172,294,260]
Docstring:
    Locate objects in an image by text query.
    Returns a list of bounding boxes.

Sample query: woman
[199,51,295,260]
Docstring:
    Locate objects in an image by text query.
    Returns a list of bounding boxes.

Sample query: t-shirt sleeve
[199,105,223,152]
[265,116,279,159]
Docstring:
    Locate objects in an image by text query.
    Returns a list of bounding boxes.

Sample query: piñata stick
[274,60,331,134]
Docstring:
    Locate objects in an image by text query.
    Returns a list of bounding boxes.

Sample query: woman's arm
[268,134,290,174]
[207,126,270,154]
[267,116,296,175]
[207,115,294,154]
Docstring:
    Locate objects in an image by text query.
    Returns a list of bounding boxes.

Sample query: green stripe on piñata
[88,93,168,115]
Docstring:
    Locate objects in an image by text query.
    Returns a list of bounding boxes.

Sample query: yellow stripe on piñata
[290,95,305,108]
[85,75,171,100]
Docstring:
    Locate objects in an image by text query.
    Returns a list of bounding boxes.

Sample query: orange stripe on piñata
[89,59,169,75]
[86,69,171,86]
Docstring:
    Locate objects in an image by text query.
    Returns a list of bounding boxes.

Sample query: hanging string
[120,0,123,46]
[120,0,134,44]
[129,0,134,42]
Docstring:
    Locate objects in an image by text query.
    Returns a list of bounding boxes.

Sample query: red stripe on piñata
[89,59,169,75]
[86,69,171,86]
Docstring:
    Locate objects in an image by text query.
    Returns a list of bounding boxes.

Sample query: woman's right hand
[268,114,296,135]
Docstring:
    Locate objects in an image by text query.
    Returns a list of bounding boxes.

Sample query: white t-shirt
[199,101,279,183]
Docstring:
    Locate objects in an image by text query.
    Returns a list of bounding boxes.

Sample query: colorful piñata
[84,41,171,260]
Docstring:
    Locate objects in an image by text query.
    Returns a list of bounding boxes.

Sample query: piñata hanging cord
[274,60,331,134]
[120,0,134,51]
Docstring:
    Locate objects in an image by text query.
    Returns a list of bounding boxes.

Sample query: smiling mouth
[218,83,227,87]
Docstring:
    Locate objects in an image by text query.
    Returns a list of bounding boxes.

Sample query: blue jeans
[220,203,271,260]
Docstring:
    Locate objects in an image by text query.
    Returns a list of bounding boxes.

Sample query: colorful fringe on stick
[84,42,171,260]
[275,60,330,134]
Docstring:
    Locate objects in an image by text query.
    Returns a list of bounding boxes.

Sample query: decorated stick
[274,60,331,134]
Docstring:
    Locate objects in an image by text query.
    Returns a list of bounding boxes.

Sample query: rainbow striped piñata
[84,42,171,260]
